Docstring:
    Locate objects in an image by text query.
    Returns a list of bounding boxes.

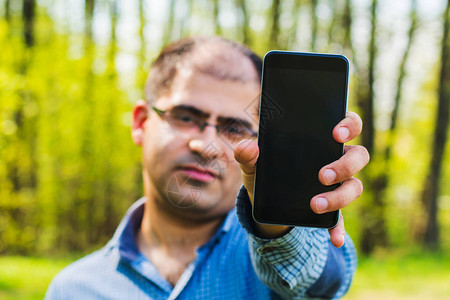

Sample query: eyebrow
[172,104,209,119]
[217,116,254,130]
[172,104,254,129]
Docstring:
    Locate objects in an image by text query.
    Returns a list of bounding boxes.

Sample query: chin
[166,190,232,218]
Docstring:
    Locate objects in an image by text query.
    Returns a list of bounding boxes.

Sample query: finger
[311,177,363,214]
[234,139,259,201]
[234,139,259,175]
[333,111,363,143]
[328,211,345,248]
[319,145,369,186]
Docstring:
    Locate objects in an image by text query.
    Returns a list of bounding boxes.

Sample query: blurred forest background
[1,0,450,262]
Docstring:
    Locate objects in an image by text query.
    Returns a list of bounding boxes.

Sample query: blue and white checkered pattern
[45,187,356,299]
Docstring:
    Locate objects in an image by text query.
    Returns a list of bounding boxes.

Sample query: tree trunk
[181,0,192,37]
[325,0,337,51]
[108,0,118,75]
[95,0,119,242]
[389,0,417,135]
[21,0,38,196]
[310,0,318,51]
[61,0,96,251]
[139,0,145,61]
[369,0,418,251]
[5,0,39,253]
[137,0,147,89]
[342,0,357,69]
[213,0,222,35]
[287,0,302,49]
[5,0,11,23]
[358,0,391,254]
[23,0,36,47]
[163,0,175,45]
[236,0,250,45]
[85,0,94,40]
[420,0,450,250]
[363,0,377,156]
[269,0,281,49]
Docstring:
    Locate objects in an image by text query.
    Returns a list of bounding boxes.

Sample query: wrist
[254,223,292,239]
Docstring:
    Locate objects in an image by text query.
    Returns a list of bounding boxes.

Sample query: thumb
[234,139,259,203]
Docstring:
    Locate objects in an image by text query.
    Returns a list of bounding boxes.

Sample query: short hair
[144,36,262,104]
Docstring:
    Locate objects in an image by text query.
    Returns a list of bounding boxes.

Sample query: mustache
[175,154,233,178]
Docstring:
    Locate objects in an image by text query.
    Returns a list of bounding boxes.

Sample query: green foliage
[343,63,450,252]
[0,13,142,254]
[1,0,450,257]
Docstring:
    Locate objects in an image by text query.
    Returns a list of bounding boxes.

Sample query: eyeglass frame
[151,105,257,141]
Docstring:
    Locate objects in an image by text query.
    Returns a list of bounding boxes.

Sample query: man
[46,36,369,299]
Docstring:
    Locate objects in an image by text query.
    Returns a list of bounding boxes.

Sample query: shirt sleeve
[235,186,357,299]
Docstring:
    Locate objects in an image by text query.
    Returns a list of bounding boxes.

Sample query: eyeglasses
[152,105,257,144]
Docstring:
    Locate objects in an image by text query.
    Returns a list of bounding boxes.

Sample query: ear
[132,99,149,146]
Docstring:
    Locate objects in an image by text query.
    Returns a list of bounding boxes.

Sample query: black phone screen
[253,51,348,228]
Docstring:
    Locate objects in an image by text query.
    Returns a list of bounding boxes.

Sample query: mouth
[177,164,219,183]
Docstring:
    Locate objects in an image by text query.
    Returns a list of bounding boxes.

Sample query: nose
[188,126,223,160]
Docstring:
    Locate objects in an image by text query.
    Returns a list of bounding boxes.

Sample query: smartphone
[252,51,349,228]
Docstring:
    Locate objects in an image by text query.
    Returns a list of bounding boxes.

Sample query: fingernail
[323,169,336,184]
[339,127,349,141]
[315,197,328,213]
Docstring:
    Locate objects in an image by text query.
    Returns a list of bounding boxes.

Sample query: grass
[1,250,450,299]
[344,250,450,299]
[0,255,77,300]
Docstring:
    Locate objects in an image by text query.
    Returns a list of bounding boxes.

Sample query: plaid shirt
[46,187,356,299]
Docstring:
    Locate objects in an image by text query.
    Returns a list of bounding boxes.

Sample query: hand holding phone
[235,50,370,245]
[253,51,349,228]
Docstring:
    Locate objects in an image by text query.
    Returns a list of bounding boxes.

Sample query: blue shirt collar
[112,197,236,265]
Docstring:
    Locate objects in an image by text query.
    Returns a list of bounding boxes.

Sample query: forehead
[156,50,261,122]
[189,42,259,83]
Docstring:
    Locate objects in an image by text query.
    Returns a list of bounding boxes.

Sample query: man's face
[137,51,260,221]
